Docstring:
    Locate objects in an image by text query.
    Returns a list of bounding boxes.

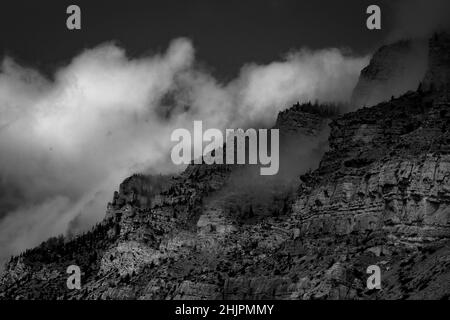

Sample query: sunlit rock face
[287,89,450,299]
[293,91,450,240]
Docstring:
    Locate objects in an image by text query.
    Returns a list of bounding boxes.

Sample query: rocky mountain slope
[1,32,450,300]
[351,38,428,108]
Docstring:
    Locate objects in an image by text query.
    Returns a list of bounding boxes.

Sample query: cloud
[234,49,367,125]
[0,38,368,266]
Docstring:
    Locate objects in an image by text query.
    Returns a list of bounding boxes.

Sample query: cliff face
[1,33,450,300]
[351,39,428,108]
[291,90,450,299]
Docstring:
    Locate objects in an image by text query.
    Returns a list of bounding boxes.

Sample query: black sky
[0,0,392,80]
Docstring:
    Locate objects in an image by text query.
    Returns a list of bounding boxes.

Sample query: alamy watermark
[170,121,279,175]
[366,265,381,290]
[66,265,81,290]
[65,5,379,31]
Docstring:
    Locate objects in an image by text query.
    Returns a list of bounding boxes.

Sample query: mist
[0,38,368,266]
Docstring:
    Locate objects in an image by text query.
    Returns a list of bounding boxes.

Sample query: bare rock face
[109,174,170,210]
[100,241,163,276]
[351,39,428,108]
[293,90,450,239]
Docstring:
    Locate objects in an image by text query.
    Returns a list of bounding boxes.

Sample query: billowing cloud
[0,38,368,266]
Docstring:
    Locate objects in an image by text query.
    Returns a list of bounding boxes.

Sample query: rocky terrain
[1,32,450,300]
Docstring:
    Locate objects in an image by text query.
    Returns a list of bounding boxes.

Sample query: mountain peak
[351,39,428,108]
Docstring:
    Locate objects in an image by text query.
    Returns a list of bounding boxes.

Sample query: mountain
[1,32,450,300]
[351,39,428,108]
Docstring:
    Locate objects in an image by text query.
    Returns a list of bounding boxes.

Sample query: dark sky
[0,0,392,80]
